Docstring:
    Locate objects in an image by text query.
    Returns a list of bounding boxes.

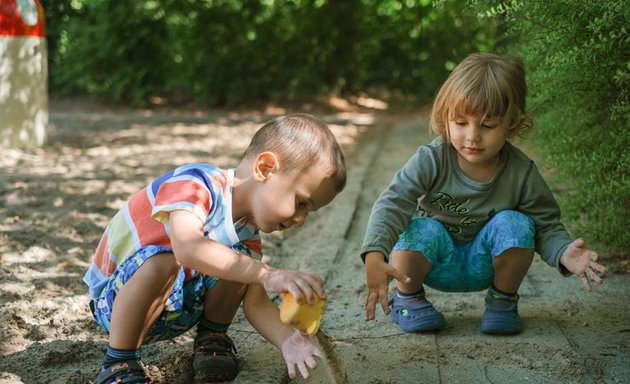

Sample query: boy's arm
[243,283,322,379]
[169,209,325,302]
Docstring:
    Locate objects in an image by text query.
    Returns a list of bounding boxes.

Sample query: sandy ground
[0,100,628,384]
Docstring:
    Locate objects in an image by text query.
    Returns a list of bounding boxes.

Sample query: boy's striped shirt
[84,164,261,299]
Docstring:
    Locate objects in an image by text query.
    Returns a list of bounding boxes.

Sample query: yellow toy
[279,292,326,335]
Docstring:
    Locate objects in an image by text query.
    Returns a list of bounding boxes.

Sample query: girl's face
[447,113,508,180]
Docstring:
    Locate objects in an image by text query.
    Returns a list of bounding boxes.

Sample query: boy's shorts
[393,210,535,292]
[89,245,219,344]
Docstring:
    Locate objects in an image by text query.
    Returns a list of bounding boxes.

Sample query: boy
[84,113,346,383]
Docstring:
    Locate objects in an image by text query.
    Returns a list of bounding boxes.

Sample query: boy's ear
[253,152,280,182]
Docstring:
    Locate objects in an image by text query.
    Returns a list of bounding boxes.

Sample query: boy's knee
[209,279,248,297]
[141,252,181,281]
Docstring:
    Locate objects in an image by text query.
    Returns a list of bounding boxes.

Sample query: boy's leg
[109,252,181,348]
[95,251,180,384]
[193,279,247,382]
[202,279,248,325]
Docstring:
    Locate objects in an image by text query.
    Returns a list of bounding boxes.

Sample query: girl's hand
[560,238,608,291]
[364,252,411,321]
[281,330,323,379]
[260,268,325,304]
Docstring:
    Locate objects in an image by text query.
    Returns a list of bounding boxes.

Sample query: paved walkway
[230,115,630,384]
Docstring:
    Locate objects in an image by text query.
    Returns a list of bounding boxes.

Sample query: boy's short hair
[244,113,346,192]
[430,52,533,140]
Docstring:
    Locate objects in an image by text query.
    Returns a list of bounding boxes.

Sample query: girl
[360,53,607,334]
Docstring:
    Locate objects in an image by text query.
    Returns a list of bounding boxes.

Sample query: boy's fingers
[302,273,326,299]
[287,364,296,379]
[287,284,303,303]
[295,280,315,303]
[305,355,318,369]
[298,361,310,379]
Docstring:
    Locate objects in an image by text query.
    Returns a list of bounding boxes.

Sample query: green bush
[469,0,629,253]
[44,1,628,254]
[44,0,496,106]
[45,1,171,105]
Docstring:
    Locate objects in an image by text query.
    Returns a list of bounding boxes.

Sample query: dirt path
[0,103,628,383]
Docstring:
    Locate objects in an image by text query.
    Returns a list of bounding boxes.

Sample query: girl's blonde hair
[430,53,533,140]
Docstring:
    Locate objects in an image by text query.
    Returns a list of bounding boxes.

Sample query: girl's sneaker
[480,288,522,334]
[390,293,445,332]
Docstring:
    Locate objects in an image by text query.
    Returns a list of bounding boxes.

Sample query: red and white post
[0,0,47,147]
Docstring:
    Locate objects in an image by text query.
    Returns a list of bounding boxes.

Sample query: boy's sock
[196,316,230,334]
[103,345,141,369]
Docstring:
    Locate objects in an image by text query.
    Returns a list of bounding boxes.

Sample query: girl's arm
[518,163,607,290]
[360,145,437,260]
[361,145,436,320]
[243,284,323,379]
[517,162,573,272]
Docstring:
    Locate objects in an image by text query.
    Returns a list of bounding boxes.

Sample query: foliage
[41,0,628,252]
[468,0,629,253]
[44,1,170,105]
[43,0,497,106]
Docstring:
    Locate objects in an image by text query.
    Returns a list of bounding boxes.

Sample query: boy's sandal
[193,332,239,382]
[94,359,150,384]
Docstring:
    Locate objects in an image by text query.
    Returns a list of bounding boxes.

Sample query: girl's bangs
[449,70,509,120]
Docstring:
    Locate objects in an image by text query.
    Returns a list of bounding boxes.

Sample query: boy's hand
[261,268,325,304]
[281,330,323,379]
[560,238,608,292]
[364,252,410,321]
